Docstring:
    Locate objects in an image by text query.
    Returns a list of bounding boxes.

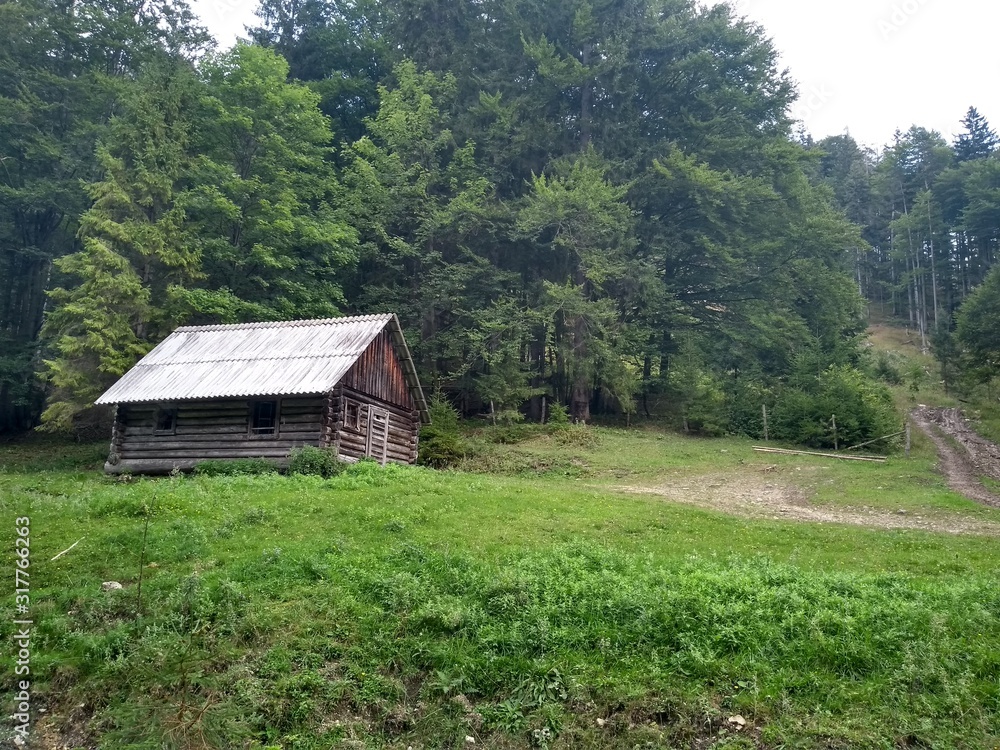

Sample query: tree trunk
[571,313,590,424]
[925,184,940,328]
[642,353,652,418]
[580,42,592,151]
[901,193,927,351]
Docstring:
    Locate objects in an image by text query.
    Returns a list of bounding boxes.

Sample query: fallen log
[845,431,906,452]
[752,446,887,463]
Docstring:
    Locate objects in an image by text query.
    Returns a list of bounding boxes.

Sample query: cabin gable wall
[334,329,420,465]
[340,329,415,411]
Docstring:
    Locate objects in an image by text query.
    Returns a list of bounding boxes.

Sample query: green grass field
[3,419,1000,749]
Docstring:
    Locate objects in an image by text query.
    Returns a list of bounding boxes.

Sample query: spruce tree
[954,106,998,163]
[40,65,199,431]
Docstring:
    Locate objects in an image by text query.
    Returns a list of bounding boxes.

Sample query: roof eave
[95,390,331,406]
[386,314,431,424]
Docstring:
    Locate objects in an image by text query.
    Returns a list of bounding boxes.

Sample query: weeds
[288,446,345,478]
[29,538,1000,748]
[7,431,1000,748]
[193,458,279,476]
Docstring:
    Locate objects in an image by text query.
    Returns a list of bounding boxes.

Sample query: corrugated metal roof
[95,314,429,420]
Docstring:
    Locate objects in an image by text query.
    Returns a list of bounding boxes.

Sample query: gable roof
[94,314,429,422]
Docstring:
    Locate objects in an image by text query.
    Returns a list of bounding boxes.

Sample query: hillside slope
[3,427,1000,749]
[869,322,1000,507]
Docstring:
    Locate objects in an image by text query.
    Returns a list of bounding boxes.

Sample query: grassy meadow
[3,419,1000,749]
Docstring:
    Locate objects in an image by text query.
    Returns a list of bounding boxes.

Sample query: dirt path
[911,406,1000,509]
[615,470,1000,536]
[611,406,1000,536]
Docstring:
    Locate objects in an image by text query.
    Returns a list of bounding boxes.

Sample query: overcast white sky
[191,0,1000,150]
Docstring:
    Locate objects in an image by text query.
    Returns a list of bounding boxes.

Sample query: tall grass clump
[288,445,345,478]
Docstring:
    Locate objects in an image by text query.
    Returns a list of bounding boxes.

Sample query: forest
[2,0,999,447]
[8,5,1000,748]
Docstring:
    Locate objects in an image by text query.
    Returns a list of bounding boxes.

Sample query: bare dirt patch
[32,704,96,750]
[615,470,1000,536]
[912,406,1000,509]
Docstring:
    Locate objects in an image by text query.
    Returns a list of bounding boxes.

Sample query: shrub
[419,395,468,468]
[193,458,278,476]
[675,372,727,437]
[872,350,904,385]
[905,362,928,395]
[481,423,546,444]
[770,366,899,450]
[287,445,344,478]
[552,424,600,448]
[663,358,728,436]
[725,379,774,437]
[545,401,570,428]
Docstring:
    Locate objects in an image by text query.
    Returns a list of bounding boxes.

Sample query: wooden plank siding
[334,330,420,466]
[341,329,414,410]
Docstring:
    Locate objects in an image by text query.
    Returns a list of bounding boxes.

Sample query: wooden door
[365,405,390,466]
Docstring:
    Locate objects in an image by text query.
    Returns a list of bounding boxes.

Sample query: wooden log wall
[109,396,326,474]
[336,387,419,465]
[320,388,342,450]
[409,406,419,464]
[107,405,125,468]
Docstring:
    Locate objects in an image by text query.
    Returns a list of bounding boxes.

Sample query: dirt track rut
[911,406,1000,509]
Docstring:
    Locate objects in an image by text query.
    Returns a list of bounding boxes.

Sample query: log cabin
[94,314,429,474]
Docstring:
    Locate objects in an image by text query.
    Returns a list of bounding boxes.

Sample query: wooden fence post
[762,404,769,442]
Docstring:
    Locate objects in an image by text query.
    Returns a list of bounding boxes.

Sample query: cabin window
[154,406,177,435]
[345,399,362,432]
[250,400,279,436]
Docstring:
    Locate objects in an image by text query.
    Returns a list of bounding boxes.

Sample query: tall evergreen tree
[40,64,200,431]
[517,153,639,421]
[0,0,205,432]
[956,263,1000,382]
[343,61,513,404]
[954,106,998,163]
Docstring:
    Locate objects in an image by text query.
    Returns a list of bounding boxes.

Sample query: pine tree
[343,61,510,406]
[954,107,998,163]
[40,65,200,431]
[0,0,205,432]
[957,264,1000,382]
[517,153,637,422]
